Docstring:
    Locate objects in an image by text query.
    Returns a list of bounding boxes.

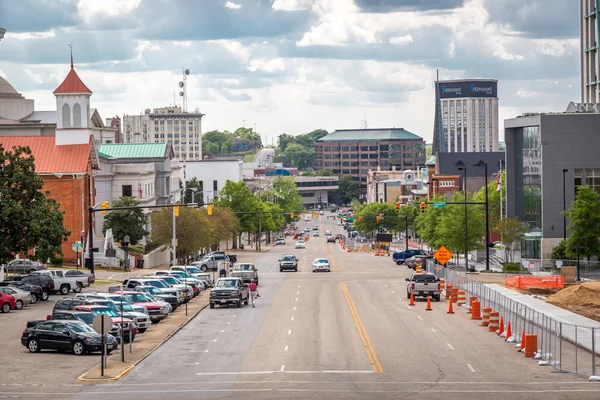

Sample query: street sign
[92,314,112,335]
[72,241,83,251]
[433,202,447,209]
[433,245,453,266]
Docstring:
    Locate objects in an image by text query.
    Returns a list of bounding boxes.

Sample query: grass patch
[94,279,120,286]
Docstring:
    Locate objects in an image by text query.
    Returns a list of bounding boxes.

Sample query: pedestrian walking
[248,279,260,308]
[219,267,227,278]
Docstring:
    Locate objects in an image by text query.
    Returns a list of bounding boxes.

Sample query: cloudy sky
[0,0,579,145]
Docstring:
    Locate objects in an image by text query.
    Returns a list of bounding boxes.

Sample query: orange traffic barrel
[488,311,500,332]
[471,300,482,320]
[482,307,492,326]
[524,334,538,358]
[450,287,459,304]
[467,296,477,313]
[439,279,446,292]
[445,284,453,300]
[457,291,466,306]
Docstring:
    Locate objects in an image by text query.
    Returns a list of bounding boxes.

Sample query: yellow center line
[322,227,340,272]
[340,281,384,373]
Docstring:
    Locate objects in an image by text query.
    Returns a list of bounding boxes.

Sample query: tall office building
[581,0,599,103]
[432,79,499,153]
[122,106,204,161]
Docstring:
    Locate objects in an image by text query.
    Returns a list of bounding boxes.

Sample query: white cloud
[516,89,538,98]
[271,0,312,11]
[535,39,577,57]
[6,31,56,40]
[77,0,141,22]
[389,35,413,45]
[247,58,286,73]
[225,1,241,10]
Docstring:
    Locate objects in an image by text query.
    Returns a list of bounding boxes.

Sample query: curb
[77,301,209,383]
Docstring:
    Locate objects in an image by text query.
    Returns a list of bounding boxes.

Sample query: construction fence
[426,260,600,377]
[505,275,566,290]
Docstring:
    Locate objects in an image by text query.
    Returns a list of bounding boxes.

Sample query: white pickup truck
[32,270,88,294]
[406,272,441,302]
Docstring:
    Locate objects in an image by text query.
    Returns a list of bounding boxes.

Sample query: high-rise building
[433,79,499,153]
[581,0,599,103]
[0,28,5,41]
[122,106,204,161]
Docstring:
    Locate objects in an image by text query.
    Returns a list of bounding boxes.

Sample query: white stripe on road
[293,307,296,311]
[284,346,288,352]
[418,316,423,321]
[205,349,209,353]
[280,365,286,372]
[195,370,375,376]
[288,329,292,335]
[467,364,476,373]
[291,316,294,321]
[431,328,436,333]
[447,343,455,350]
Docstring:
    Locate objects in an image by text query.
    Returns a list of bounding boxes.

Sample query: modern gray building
[505,111,600,262]
[436,151,504,194]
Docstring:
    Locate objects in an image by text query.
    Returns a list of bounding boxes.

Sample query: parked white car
[31,270,86,294]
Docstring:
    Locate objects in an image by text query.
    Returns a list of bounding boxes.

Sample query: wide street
[0,214,583,400]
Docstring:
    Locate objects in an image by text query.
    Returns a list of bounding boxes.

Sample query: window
[122,185,133,197]
[62,103,71,127]
[213,180,218,193]
[72,103,82,127]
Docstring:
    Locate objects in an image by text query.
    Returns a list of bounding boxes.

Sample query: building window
[122,185,133,197]
[72,103,82,127]
[213,180,218,194]
[515,126,542,231]
[62,103,71,128]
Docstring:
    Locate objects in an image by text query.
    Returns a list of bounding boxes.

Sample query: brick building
[314,128,426,191]
[0,56,99,265]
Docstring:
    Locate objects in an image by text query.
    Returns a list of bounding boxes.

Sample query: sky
[0,0,579,145]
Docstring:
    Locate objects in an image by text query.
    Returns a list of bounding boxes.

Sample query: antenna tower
[179,67,190,112]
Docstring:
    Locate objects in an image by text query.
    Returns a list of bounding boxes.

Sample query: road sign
[92,314,112,335]
[433,245,453,266]
[433,202,447,209]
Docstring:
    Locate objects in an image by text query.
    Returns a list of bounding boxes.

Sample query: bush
[51,256,63,267]
[502,262,522,273]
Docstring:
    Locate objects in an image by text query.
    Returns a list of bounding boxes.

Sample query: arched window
[62,103,71,128]
[72,103,82,127]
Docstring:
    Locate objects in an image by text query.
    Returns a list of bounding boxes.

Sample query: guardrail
[426,260,600,377]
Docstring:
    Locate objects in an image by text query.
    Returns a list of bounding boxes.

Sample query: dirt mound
[355,244,372,253]
[546,282,600,307]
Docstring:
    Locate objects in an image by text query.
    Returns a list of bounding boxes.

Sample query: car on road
[312,258,331,273]
[0,292,16,313]
[209,277,249,309]
[304,215,310,221]
[295,241,306,249]
[0,286,31,310]
[304,227,310,233]
[406,272,441,301]
[326,235,336,243]
[21,320,118,355]
[405,255,434,270]
[279,254,298,272]
[325,230,332,235]
[312,226,319,230]
[230,263,259,285]
[276,238,286,245]
[312,231,320,237]
[392,249,430,265]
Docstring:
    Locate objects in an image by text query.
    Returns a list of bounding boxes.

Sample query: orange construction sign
[505,275,565,290]
[433,245,453,266]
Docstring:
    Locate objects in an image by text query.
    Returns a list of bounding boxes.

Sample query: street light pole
[123,236,130,272]
[563,169,568,242]
[475,160,490,271]
[456,161,469,272]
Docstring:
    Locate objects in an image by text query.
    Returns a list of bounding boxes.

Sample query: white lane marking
[213,338,218,342]
[220,330,225,333]
[284,346,289,352]
[298,285,301,288]
[205,349,209,353]
[467,364,476,373]
[447,343,455,350]
[391,290,395,294]
[233,315,237,318]
[418,316,423,321]
[385,285,388,287]
[195,370,375,376]
[297,291,300,294]
[407,306,412,310]
[228,321,231,325]
[431,328,436,333]
[293,307,296,311]
[291,316,294,321]
[295,298,298,302]
[288,329,292,335]
[280,365,286,372]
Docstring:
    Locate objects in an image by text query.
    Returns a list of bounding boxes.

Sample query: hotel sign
[439,80,497,99]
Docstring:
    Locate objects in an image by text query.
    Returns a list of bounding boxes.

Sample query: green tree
[184,177,202,204]
[473,170,505,231]
[0,145,71,265]
[565,185,600,259]
[337,176,361,204]
[436,192,486,256]
[214,180,260,246]
[493,217,528,263]
[277,133,295,152]
[417,194,448,250]
[151,206,207,262]
[315,169,334,176]
[271,176,303,218]
[284,143,315,169]
[551,240,567,262]
[306,129,328,142]
[102,197,149,245]
[354,202,404,233]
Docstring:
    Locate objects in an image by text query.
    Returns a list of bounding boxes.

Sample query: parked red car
[0,292,17,313]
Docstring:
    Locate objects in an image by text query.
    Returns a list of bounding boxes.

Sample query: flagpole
[499,159,503,221]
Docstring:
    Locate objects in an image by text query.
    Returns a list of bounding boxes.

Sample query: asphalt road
[254,148,274,168]
[8,214,597,400]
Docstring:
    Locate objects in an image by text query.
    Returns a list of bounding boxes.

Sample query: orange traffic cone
[447,298,455,314]
[519,330,526,352]
[505,321,512,341]
[497,316,504,336]
[409,292,415,306]
[425,296,433,311]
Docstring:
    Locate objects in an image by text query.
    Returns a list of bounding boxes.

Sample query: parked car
[53,297,98,313]
[0,281,43,303]
[279,255,298,272]
[0,286,31,310]
[191,253,230,272]
[72,305,138,342]
[131,277,193,301]
[0,292,16,313]
[63,269,95,284]
[26,311,122,340]
[73,295,152,333]
[405,255,434,270]
[4,275,54,301]
[230,263,258,285]
[21,320,118,355]
[134,286,179,312]
[116,291,169,323]
[209,277,249,309]
[3,259,46,274]
[32,270,84,294]
[392,249,430,265]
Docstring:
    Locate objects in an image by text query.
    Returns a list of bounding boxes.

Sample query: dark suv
[4,275,54,301]
[53,297,97,313]
[279,255,298,272]
[392,249,430,265]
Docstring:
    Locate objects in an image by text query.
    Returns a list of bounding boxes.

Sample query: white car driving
[295,241,306,249]
[312,258,331,272]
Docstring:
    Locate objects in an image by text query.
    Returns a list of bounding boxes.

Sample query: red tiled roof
[0,137,90,173]
[53,67,92,95]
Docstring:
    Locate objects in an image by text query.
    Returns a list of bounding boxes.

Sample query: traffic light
[395,202,400,213]
[420,202,426,214]
[207,204,213,216]
[100,201,109,215]
[358,216,363,223]
[290,212,294,219]
[174,206,180,217]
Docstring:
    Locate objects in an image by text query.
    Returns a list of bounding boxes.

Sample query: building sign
[438,80,498,99]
